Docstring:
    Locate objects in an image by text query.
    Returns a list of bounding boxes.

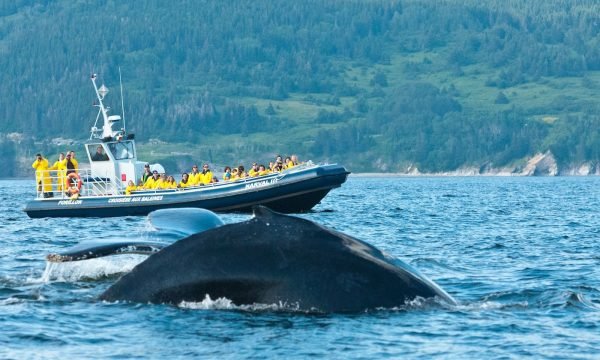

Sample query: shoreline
[4,173,600,181]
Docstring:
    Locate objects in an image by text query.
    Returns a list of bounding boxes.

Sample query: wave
[411,258,465,273]
[178,294,304,313]
[177,294,455,314]
[472,287,600,311]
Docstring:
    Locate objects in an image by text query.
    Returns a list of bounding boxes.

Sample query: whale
[47,208,225,262]
[91,206,456,312]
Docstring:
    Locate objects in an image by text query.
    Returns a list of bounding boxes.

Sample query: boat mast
[90,73,123,140]
[119,67,126,134]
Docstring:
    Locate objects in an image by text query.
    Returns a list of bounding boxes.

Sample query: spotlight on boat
[98,84,109,99]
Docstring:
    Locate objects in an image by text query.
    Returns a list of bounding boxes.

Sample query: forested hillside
[0,0,599,175]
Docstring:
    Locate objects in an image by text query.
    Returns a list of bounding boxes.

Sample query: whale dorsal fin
[252,205,281,219]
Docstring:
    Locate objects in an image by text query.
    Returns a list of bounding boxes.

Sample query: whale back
[100,206,455,311]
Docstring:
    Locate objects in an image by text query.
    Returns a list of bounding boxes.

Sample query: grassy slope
[137,48,600,172]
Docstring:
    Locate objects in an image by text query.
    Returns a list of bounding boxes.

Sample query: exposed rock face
[521,151,558,176]
[558,162,600,176]
[399,152,598,176]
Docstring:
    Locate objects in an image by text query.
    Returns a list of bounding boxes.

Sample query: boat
[24,74,349,218]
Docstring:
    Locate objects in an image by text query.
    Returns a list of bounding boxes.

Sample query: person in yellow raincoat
[165,176,178,189]
[155,174,168,189]
[189,165,202,186]
[32,153,52,197]
[178,173,191,188]
[200,164,213,185]
[284,156,294,169]
[144,170,161,189]
[50,153,67,191]
[248,163,260,177]
[258,164,270,176]
[125,180,137,195]
[231,167,239,180]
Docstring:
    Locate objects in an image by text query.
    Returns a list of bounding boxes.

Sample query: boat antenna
[119,67,126,134]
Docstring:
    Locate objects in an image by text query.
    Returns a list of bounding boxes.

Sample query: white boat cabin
[85,73,162,189]
[85,139,146,186]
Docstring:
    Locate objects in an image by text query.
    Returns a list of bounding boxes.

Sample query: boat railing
[33,169,123,199]
[126,164,315,195]
[33,162,320,199]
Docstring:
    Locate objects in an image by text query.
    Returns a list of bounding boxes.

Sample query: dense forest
[0,0,599,175]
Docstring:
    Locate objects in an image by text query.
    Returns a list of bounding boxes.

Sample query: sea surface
[0,177,599,359]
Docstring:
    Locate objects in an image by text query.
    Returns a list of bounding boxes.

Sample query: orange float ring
[65,173,83,195]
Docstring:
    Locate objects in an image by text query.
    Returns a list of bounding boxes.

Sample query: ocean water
[0,176,599,359]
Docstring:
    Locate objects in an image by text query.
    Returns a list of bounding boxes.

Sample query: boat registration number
[244,178,278,190]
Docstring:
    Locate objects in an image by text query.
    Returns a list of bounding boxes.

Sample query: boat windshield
[107,141,135,160]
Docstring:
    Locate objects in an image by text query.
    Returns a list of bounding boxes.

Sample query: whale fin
[251,205,282,219]
[47,239,166,263]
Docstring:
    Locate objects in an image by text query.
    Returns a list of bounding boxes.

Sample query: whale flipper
[46,239,166,263]
[47,208,225,263]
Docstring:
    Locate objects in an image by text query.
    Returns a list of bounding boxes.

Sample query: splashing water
[36,255,148,284]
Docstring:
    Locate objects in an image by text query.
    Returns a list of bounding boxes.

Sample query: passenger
[141,164,152,184]
[223,167,232,181]
[65,153,78,175]
[136,180,145,190]
[210,176,219,184]
[201,164,213,185]
[144,170,161,189]
[291,154,299,166]
[125,180,136,195]
[68,151,79,172]
[248,163,260,177]
[273,161,284,172]
[189,165,202,186]
[50,153,67,192]
[165,176,177,189]
[32,153,52,198]
[66,180,80,199]
[269,161,275,171]
[258,165,269,176]
[285,156,294,169]
[231,167,239,180]
[179,173,191,188]
[156,174,168,189]
[237,165,247,179]
[91,146,109,161]
[275,155,283,164]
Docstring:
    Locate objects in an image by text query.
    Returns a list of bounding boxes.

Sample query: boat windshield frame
[106,140,135,160]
